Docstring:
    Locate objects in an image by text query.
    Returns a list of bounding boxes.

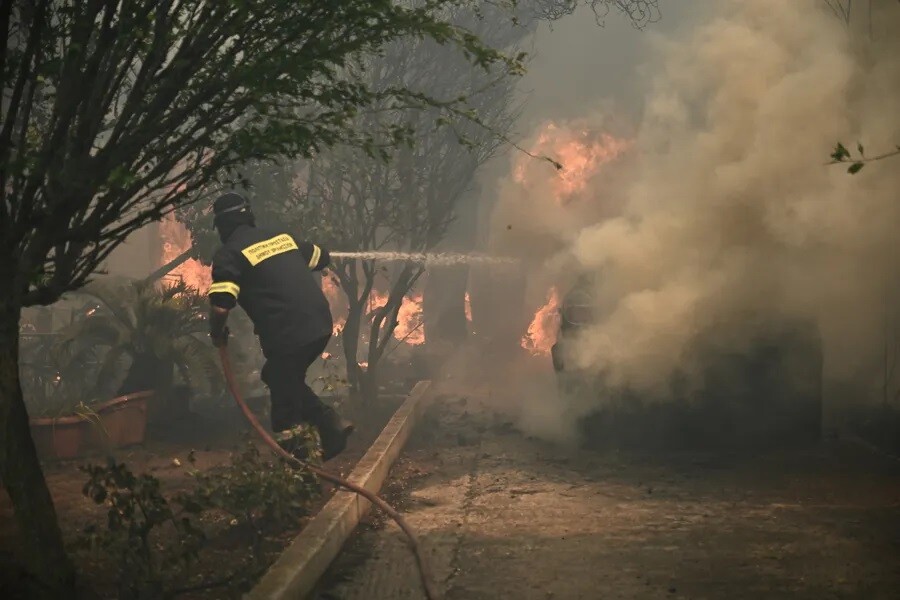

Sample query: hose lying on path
[218,347,440,600]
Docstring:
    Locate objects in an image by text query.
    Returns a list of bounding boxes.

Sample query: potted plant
[55,279,223,428]
[20,341,103,459]
[88,391,154,450]
[21,347,151,459]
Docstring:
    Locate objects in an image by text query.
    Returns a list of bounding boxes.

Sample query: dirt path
[316,393,900,600]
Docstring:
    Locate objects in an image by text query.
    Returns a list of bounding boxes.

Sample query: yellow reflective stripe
[208,281,240,298]
[308,244,321,269]
[241,233,298,266]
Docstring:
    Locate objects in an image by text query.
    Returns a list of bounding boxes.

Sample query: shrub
[77,437,320,598]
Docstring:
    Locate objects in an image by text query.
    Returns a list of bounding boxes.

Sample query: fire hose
[217,347,440,600]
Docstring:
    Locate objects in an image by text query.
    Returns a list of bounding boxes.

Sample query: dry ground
[317,392,900,600]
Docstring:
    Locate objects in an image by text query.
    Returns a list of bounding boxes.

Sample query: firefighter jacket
[208,224,333,357]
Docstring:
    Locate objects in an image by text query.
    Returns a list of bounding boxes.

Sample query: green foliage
[78,460,206,600]
[829,140,900,174]
[179,438,320,542]
[19,332,105,417]
[77,439,320,598]
[1,0,522,309]
[315,366,351,397]
[55,279,222,399]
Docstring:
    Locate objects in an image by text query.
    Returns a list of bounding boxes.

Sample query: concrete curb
[246,381,433,600]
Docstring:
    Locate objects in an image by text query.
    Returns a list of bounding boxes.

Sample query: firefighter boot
[315,406,354,460]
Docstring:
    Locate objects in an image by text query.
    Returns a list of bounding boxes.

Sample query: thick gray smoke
[485,0,900,440]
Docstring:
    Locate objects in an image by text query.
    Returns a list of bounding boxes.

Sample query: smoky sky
[517,1,713,128]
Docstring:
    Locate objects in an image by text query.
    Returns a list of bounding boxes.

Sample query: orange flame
[395,293,425,345]
[514,122,631,204]
[366,289,425,345]
[521,287,561,356]
[158,214,211,291]
[514,121,628,354]
[322,274,347,336]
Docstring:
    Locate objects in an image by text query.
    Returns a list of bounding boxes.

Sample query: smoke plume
[487,0,900,438]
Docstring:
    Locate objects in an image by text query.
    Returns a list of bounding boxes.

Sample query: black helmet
[212,192,254,240]
[212,192,252,217]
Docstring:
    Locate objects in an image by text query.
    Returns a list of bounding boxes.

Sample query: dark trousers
[261,335,331,432]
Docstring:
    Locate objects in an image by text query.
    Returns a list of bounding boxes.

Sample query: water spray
[330,250,518,267]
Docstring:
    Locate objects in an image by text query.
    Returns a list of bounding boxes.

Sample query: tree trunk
[359,368,379,404]
[142,247,194,284]
[0,301,79,597]
[423,264,470,344]
[342,300,363,397]
[423,186,477,347]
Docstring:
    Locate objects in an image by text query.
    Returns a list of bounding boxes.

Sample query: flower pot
[30,415,90,460]
[90,391,152,449]
[29,392,152,459]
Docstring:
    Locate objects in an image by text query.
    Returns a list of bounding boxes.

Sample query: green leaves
[105,166,137,190]
[77,440,319,596]
[829,140,900,174]
[5,0,525,309]
[176,436,320,557]
[77,459,206,598]
[830,142,851,162]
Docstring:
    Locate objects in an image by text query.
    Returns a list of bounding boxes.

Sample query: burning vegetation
[522,287,561,356]
[158,215,211,291]
[514,122,632,204]
[511,121,632,356]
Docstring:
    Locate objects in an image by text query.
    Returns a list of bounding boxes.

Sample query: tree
[169,1,663,399]
[277,5,524,401]
[0,1,517,594]
[240,1,662,401]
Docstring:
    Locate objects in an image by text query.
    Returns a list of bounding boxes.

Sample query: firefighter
[207,192,353,459]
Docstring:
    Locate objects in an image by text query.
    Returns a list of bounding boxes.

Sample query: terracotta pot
[30,392,152,459]
[91,391,152,449]
[29,415,90,460]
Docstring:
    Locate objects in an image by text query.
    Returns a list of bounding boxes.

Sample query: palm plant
[20,333,102,418]
[56,279,222,415]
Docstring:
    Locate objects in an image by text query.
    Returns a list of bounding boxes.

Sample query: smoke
[483,0,900,439]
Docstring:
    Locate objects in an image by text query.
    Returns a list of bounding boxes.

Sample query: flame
[367,289,389,316]
[363,288,425,345]
[512,121,628,354]
[521,287,561,356]
[322,274,347,336]
[395,293,425,345]
[465,292,473,323]
[158,214,211,291]
[514,122,631,204]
